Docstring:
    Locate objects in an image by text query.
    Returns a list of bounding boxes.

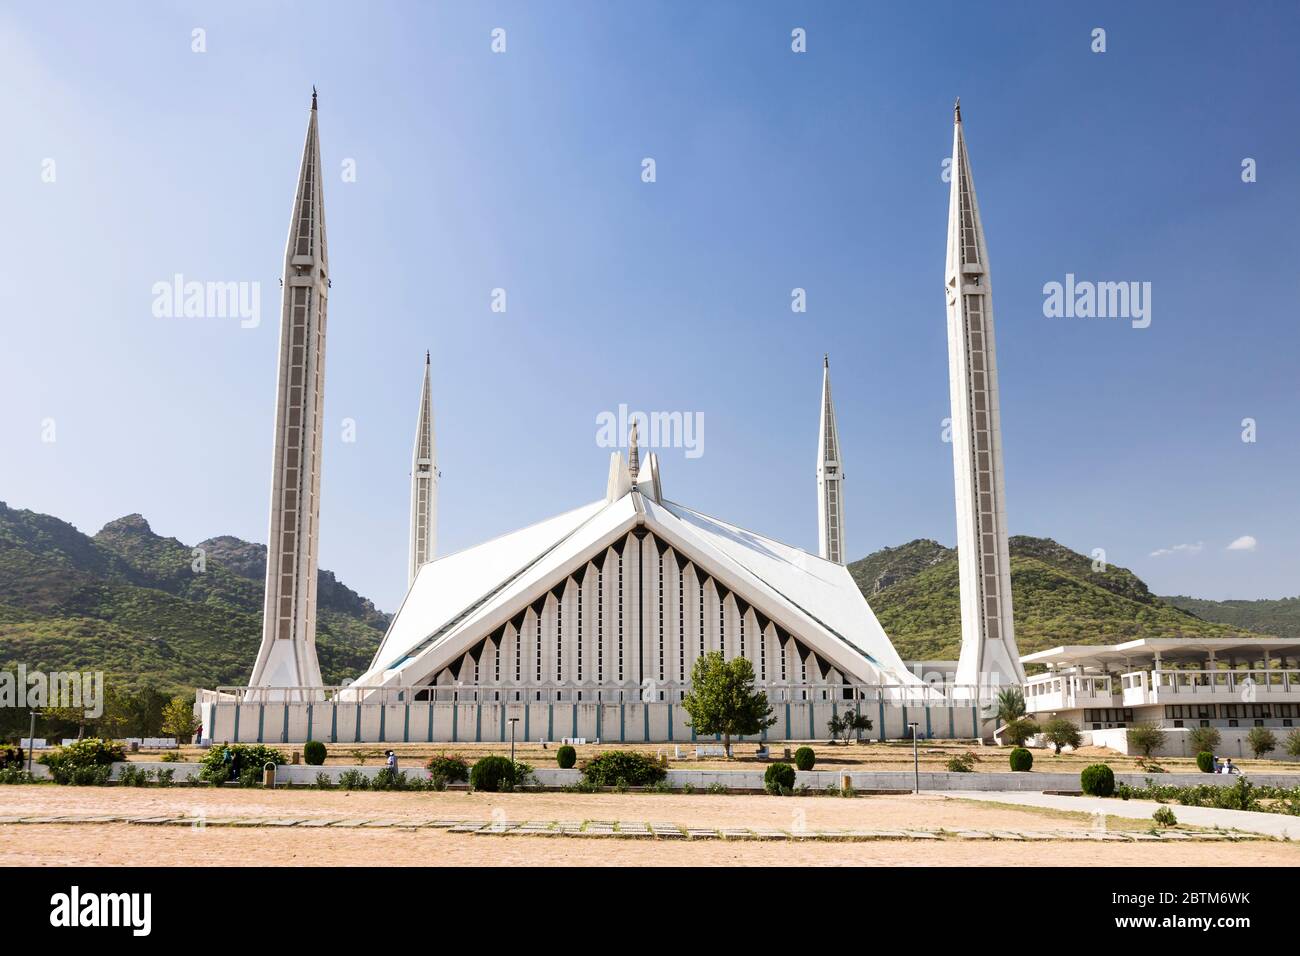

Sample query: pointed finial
[823,353,829,369]
[312,86,318,111]
[628,418,641,480]
[953,97,961,123]
[425,349,430,365]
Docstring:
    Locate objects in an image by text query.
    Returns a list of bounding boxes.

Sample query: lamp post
[507,717,519,765]
[26,709,41,775]
[908,721,920,794]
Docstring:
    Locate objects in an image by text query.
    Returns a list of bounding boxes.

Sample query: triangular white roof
[352,467,918,691]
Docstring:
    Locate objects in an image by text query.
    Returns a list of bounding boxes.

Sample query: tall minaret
[249,90,328,692]
[946,101,1025,689]
[408,350,437,587]
[816,354,845,564]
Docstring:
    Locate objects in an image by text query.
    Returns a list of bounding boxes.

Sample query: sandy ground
[2,787,1297,866]
[6,825,1296,867]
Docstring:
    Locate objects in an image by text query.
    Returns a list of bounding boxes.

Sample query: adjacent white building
[1022,638,1300,758]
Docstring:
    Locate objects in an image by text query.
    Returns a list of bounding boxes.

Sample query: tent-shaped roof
[351,456,918,691]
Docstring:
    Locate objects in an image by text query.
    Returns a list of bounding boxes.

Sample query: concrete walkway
[946,790,1300,840]
[0,813,1266,842]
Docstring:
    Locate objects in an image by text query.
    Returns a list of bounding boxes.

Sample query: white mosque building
[197,96,1014,745]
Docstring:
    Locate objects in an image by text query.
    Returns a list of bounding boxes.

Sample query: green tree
[160,696,198,742]
[681,652,776,757]
[1246,727,1277,759]
[1002,717,1039,747]
[827,711,873,745]
[1126,723,1166,759]
[995,687,1026,725]
[1043,717,1081,755]
[42,706,91,741]
[1285,729,1300,759]
[1188,725,1221,755]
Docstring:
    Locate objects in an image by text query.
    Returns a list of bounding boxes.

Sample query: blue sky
[1,1,1297,613]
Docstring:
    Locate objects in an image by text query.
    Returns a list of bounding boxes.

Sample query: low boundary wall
[96,763,1300,792]
[198,698,989,746]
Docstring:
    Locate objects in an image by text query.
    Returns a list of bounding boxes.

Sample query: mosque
[197,95,1020,744]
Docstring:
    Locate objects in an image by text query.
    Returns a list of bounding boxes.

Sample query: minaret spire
[816,354,845,564]
[408,351,438,587]
[945,103,1025,689]
[250,94,330,693]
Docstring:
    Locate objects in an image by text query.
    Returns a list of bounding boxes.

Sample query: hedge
[580,751,667,787]
[1196,751,1215,774]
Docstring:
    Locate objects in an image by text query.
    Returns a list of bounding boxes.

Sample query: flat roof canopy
[1022,637,1300,670]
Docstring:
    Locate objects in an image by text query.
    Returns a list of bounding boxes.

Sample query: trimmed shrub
[793,746,815,771]
[470,755,532,792]
[198,744,286,784]
[40,738,125,786]
[303,740,327,766]
[425,754,469,784]
[1196,751,1216,774]
[764,762,796,794]
[1009,747,1033,772]
[1081,763,1115,797]
[556,745,577,769]
[580,751,667,787]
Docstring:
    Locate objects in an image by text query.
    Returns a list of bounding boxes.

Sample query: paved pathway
[945,790,1300,840]
[0,813,1270,842]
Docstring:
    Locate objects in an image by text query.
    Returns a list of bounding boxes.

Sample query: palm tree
[995,688,1026,726]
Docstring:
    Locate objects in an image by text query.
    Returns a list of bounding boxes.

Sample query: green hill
[0,502,388,695]
[850,536,1265,660]
[1160,595,1300,639]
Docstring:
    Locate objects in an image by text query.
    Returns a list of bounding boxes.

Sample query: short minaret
[250,90,329,692]
[945,101,1025,689]
[816,354,846,564]
[408,350,438,587]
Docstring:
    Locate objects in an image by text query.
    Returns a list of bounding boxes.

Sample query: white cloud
[1226,535,1257,552]
[1149,542,1204,558]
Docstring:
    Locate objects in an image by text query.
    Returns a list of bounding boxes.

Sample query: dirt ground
[136,740,1300,776]
[2,786,1297,867]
